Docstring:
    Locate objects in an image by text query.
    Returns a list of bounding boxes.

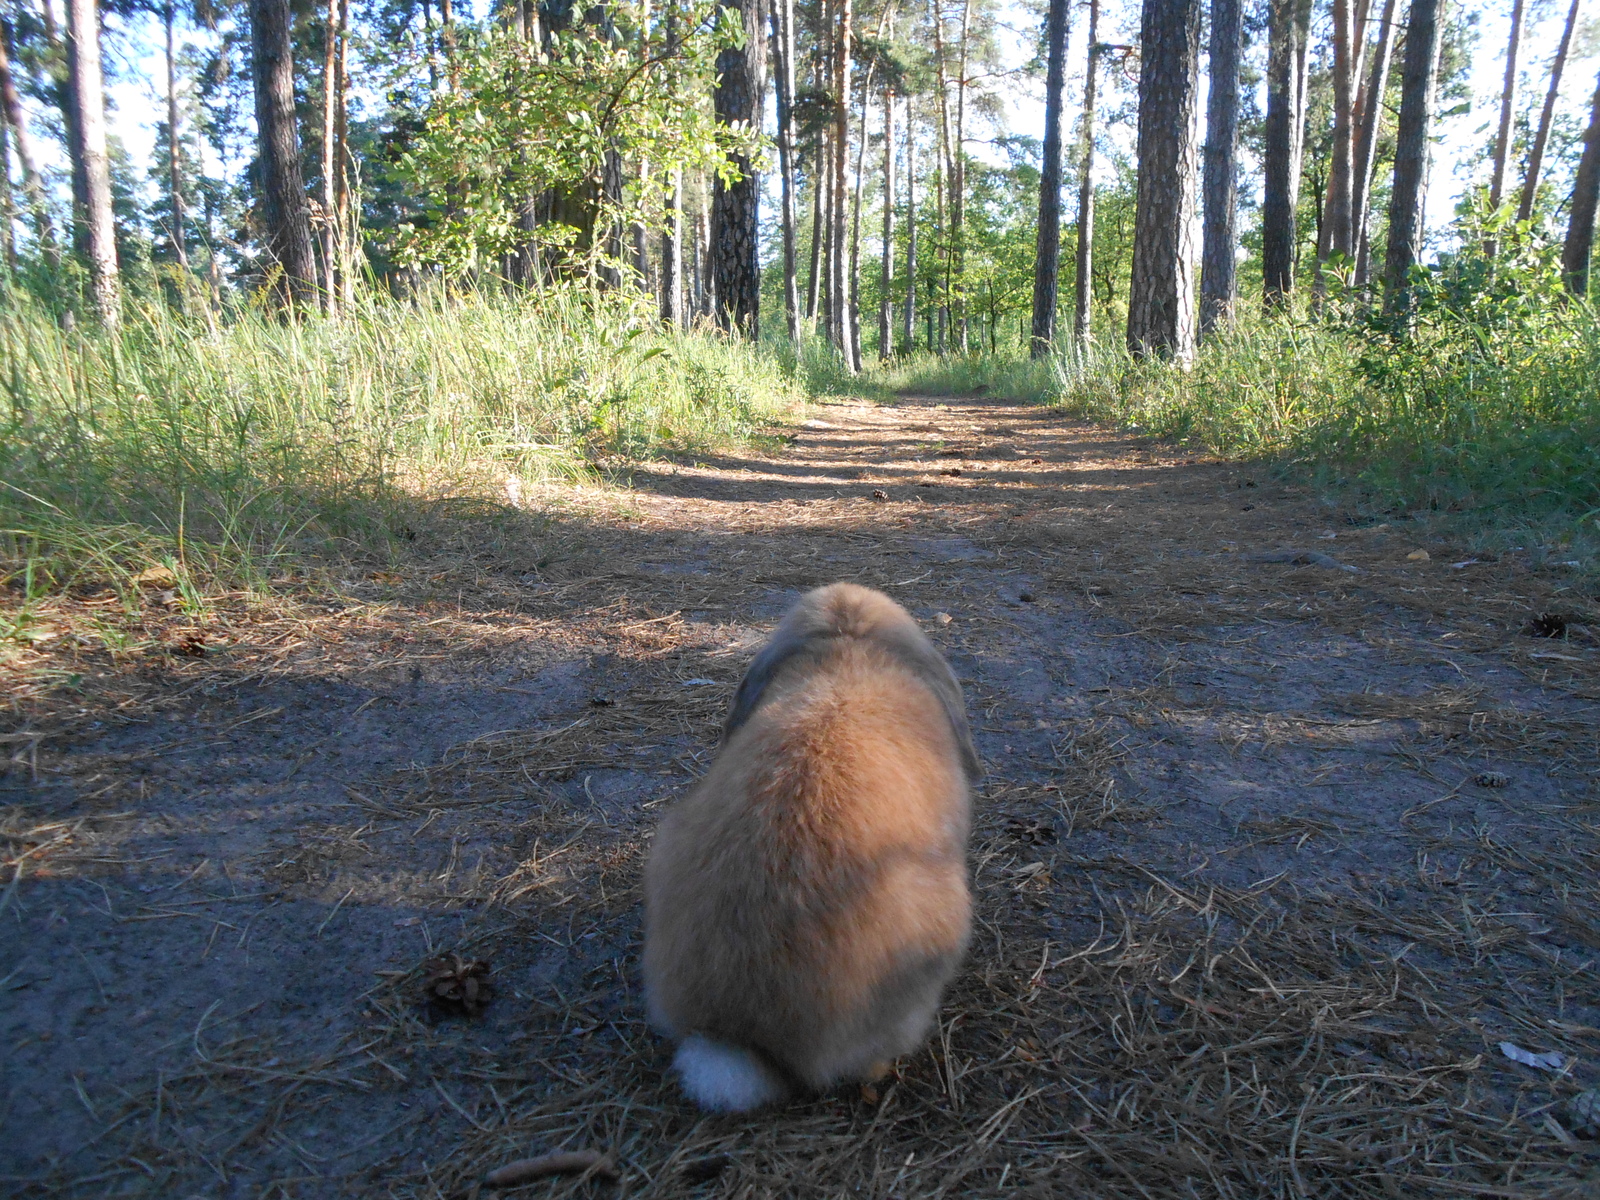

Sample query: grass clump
[870,349,1056,402]
[0,286,803,601]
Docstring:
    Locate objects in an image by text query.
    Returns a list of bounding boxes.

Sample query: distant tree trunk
[1030,0,1070,357]
[1072,0,1100,343]
[1382,0,1442,315]
[251,0,316,307]
[1261,0,1301,305]
[849,77,867,373]
[0,115,13,270]
[321,0,338,306]
[1200,0,1241,333]
[1517,0,1581,227]
[806,130,824,321]
[662,168,682,325]
[65,0,119,325]
[952,0,972,352]
[830,0,855,365]
[1126,0,1200,359]
[335,0,353,307]
[772,0,800,340]
[932,0,952,351]
[0,18,55,260]
[1561,68,1600,296]
[1316,0,1356,275]
[163,4,188,271]
[1351,0,1397,285]
[903,109,917,349]
[880,88,896,360]
[710,0,766,337]
[1486,0,1524,255]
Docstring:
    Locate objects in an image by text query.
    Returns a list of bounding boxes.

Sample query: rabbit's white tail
[673,1035,788,1112]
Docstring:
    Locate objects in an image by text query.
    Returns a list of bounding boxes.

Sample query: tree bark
[1200,0,1241,333]
[952,0,971,352]
[336,0,352,308]
[1517,0,1581,227]
[1126,0,1200,359]
[164,5,188,271]
[1261,0,1301,305]
[849,75,866,373]
[903,104,917,349]
[773,0,800,340]
[662,168,683,325]
[1317,0,1356,270]
[880,88,896,359]
[1072,0,1099,343]
[1351,0,1397,286]
[321,0,338,306]
[806,128,824,321]
[710,0,767,337]
[932,0,952,351]
[830,0,854,364]
[1488,0,1524,218]
[1561,67,1600,295]
[251,0,316,306]
[1030,0,1069,357]
[1382,0,1442,314]
[65,0,119,325]
[0,18,55,259]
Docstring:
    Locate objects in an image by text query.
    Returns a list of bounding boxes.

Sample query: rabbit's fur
[643,584,976,1111]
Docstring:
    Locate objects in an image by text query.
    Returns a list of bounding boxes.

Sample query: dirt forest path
[3,395,1599,1198]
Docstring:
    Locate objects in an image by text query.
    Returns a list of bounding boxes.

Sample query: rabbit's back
[643,636,972,1092]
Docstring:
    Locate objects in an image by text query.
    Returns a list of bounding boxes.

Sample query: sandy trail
[3,395,1597,1197]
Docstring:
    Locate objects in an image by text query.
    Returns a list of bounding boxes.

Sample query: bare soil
[3,395,1599,1199]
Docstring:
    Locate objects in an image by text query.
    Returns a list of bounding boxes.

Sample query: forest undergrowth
[0,286,802,613]
[4,265,1598,645]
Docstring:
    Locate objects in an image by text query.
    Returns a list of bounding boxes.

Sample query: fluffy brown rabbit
[643,583,978,1111]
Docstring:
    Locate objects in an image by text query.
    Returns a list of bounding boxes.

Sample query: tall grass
[869,350,1056,402]
[0,286,802,594]
[1052,310,1600,531]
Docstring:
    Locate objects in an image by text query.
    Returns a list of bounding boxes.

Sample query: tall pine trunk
[880,88,896,360]
[1072,0,1100,343]
[849,74,867,373]
[1486,0,1525,256]
[952,0,972,352]
[1126,0,1200,359]
[1561,67,1600,296]
[806,129,824,321]
[0,18,55,260]
[251,0,316,306]
[830,0,855,365]
[1261,0,1301,305]
[710,0,767,337]
[164,4,187,271]
[66,0,118,325]
[903,107,917,349]
[662,168,683,325]
[1029,0,1069,357]
[1517,0,1581,226]
[1200,0,1241,333]
[1317,0,1356,271]
[773,0,800,340]
[1351,0,1397,286]
[335,0,353,307]
[321,0,338,307]
[1381,0,1442,315]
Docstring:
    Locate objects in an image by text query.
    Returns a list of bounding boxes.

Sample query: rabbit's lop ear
[721,623,812,745]
[879,629,981,784]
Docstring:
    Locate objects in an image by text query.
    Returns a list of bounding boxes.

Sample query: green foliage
[1050,244,1600,541]
[0,286,802,595]
[394,2,749,278]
